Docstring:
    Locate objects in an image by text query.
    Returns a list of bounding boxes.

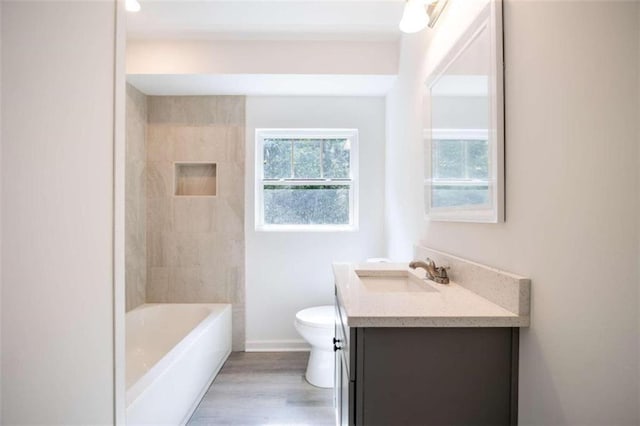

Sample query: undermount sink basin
[355,269,438,293]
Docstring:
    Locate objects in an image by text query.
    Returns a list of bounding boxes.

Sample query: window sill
[255,224,358,233]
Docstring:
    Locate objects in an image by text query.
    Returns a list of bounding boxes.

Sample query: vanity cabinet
[334,290,519,426]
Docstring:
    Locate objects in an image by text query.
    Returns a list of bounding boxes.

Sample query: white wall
[386,0,640,424]
[0,1,3,422]
[245,96,385,349]
[384,0,486,261]
[127,39,398,76]
[384,35,428,261]
[1,2,116,423]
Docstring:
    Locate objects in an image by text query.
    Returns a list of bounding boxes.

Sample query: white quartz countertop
[333,262,530,328]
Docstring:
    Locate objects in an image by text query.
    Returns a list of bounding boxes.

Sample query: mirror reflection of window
[431,130,489,208]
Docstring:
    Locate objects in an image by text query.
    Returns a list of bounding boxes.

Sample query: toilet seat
[295,305,334,329]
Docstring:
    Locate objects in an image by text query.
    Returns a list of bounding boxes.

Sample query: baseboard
[245,339,310,352]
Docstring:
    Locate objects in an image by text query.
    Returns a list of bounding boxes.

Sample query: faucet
[409,258,450,284]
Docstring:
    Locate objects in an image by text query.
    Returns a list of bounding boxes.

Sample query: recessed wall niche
[175,162,217,196]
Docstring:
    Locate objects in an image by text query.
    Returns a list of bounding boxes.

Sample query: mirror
[424,1,504,222]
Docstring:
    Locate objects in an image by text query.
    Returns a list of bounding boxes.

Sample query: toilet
[294,305,335,388]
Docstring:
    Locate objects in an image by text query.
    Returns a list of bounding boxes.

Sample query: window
[255,129,358,231]
[429,129,491,209]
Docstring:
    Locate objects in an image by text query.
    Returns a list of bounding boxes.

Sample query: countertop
[333,262,530,328]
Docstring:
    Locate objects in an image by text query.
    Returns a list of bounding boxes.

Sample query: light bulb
[125,0,141,12]
[399,0,428,34]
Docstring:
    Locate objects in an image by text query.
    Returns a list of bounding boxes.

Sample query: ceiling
[126,0,406,41]
[126,1,403,96]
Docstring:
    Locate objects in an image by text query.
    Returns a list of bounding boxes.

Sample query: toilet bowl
[294,305,335,388]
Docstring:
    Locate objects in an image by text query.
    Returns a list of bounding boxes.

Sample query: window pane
[264,185,350,225]
[466,140,489,179]
[263,139,292,179]
[433,140,464,179]
[431,185,489,208]
[323,139,350,179]
[293,140,322,179]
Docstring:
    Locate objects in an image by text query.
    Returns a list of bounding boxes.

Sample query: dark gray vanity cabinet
[334,293,520,426]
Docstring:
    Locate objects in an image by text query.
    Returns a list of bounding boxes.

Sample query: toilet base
[305,348,334,388]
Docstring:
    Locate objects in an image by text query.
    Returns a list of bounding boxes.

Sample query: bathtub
[126,303,232,425]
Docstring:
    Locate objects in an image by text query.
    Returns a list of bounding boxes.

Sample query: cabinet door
[339,352,351,426]
[335,292,354,426]
[358,327,515,425]
[334,324,342,425]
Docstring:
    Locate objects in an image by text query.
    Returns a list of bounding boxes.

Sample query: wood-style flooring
[188,352,334,425]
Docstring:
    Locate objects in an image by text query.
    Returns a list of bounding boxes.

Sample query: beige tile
[125,179,147,225]
[173,197,215,233]
[126,121,146,161]
[211,235,244,277]
[147,197,173,231]
[232,304,246,351]
[211,233,231,266]
[147,231,176,267]
[197,232,218,267]
[125,266,146,311]
[147,267,170,302]
[169,267,204,302]
[136,270,147,309]
[148,96,216,125]
[172,127,217,162]
[126,84,147,162]
[125,230,145,271]
[200,266,231,302]
[211,127,234,162]
[148,96,246,126]
[125,201,141,244]
[228,238,244,268]
[169,125,243,163]
[226,125,246,164]
[217,162,245,219]
[125,84,147,312]
[147,96,174,124]
[147,161,174,198]
[214,199,243,236]
[228,267,245,304]
[125,160,146,202]
[147,124,174,161]
[207,126,241,163]
[174,233,200,267]
[216,96,245,125]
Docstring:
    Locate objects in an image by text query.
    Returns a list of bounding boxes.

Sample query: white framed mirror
[424,0,504,223]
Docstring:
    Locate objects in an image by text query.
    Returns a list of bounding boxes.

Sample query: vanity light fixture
[125,0,141,12]
[399,0,449,33]
[399,0,428,33]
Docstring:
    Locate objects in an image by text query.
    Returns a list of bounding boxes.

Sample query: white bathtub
[126,303,232,425]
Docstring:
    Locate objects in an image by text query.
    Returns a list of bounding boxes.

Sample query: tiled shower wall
[125,84,147,311]
[145,96,246,350]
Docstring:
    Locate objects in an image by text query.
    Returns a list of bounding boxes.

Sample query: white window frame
[255,128,359,232]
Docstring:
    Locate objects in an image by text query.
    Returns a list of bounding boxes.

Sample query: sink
[355,269,438,293]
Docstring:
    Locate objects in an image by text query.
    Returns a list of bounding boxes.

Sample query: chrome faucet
[409,258,450,284]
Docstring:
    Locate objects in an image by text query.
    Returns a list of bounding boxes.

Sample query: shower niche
[174,162,217,197]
